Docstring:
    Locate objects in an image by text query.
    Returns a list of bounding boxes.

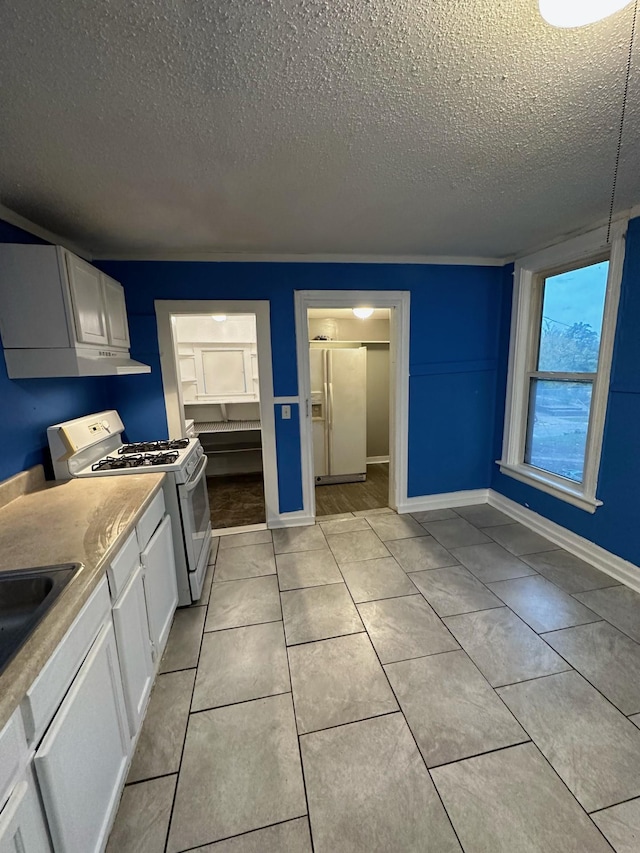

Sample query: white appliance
[47,411,212,606]
[310,347,367,484]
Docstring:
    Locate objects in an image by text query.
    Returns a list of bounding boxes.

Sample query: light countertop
[0,469,165,731]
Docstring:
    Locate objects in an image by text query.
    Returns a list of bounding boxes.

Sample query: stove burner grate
[92,451,180,471]
[118,438,189,455]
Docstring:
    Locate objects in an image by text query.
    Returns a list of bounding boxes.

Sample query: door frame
[155,300,279,526]
[294,290,411,518]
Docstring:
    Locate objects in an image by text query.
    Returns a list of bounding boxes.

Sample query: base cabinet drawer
[34,622,129,853]
[112,564,154,737]
[0,767,51,853]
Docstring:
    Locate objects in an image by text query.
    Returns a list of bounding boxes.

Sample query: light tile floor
[108,505,640,853]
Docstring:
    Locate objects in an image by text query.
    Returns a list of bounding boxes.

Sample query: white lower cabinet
[141,514,178,658]
[112,564,154,737]
[34,622,129,853]
[0,767,51,853]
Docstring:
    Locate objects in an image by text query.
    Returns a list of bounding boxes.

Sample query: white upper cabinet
[102,273,131,349]
[0,244,149,377]
[65,253,110,346]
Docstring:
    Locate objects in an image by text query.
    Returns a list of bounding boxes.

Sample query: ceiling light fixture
[212,314,226,322]
[539,0,632,28]
[352,307,374,319]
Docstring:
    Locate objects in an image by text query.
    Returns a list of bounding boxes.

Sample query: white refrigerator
[310,347,367,484]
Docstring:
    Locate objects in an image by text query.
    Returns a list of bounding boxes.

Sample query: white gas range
[47,410,212,606]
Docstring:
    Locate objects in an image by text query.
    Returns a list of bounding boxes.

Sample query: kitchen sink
[0,563,81,674]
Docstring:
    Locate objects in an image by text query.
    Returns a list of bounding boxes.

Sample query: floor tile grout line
[538,620,607,638]
[297,708,401,740]
[492,667,575,691]
[190,690,293,716]
[285,628,367,648]
[124,770,178,789]
[203,617,284,635]
[427,737,533,770]
[213,570,277,584]
[588,791,640,815]
[569,583,623,597]
[172,815,310,853]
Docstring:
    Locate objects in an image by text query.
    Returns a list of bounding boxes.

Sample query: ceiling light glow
[539,0,632,27]
[212,314,226,322]
[352,307,374,319]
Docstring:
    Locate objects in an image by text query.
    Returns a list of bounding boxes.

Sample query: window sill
[496,461,602,514]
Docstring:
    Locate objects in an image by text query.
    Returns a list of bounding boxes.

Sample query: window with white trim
[499,225,625,513]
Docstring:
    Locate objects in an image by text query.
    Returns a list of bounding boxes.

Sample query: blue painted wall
[98,259,506,513]
[491,217,640,566]
[0,220,116,481]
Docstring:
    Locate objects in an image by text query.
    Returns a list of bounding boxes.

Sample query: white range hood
[3,347,150,378]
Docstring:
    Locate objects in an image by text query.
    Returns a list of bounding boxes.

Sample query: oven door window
[179,463,211,569]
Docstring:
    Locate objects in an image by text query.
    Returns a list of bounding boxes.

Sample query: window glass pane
[537,261,608,372]
[525,379,593,483]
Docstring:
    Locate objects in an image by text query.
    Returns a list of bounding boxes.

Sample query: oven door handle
[183,454,208,492]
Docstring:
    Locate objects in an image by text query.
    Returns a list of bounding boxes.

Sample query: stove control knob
[101,420,111,433]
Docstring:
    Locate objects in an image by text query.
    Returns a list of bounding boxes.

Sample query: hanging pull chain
[607,0,639,243]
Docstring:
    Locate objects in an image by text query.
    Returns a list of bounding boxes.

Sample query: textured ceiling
[0,0,639,259]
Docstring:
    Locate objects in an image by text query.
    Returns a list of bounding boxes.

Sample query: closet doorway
[308,308,391,514]
[295,290,410,520]
[156,300,279,533]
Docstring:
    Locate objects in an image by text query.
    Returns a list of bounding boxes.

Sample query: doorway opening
[308,307,391,514]
[295,290,410,520]
[156,300,279,533]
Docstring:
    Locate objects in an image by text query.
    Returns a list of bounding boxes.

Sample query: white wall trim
[155,299,280,527]
[93,250,507,266]
[367,455,390,464]
[268,510,316,529]
[0,203,92,260]
[488,491,640,594]
[398,486,639,592]
[499,221,627,512]
[273,396,300,404]
[397,489,490,514]
[295,290,410,520]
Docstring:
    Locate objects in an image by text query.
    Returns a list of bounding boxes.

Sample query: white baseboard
[367,456,390,464]
[488,491,640,594]
[268,511,316,529]
[397,489,490,514]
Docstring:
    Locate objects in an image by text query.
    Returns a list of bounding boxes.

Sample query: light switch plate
[281,405,291,420]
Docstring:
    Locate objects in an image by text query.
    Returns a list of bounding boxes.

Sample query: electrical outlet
[282,404,291,420]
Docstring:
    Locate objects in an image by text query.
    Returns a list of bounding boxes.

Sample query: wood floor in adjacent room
[315,463,389,516]
[208,473,266,528]
[208,463,389,528]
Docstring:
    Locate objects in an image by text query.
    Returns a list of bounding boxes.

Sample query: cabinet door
[34,622,129,853]
[112,565,154,738]
[101,274,130,349]
[0,769,52,853]
[64,253,109,346]
[141,515,178,659]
